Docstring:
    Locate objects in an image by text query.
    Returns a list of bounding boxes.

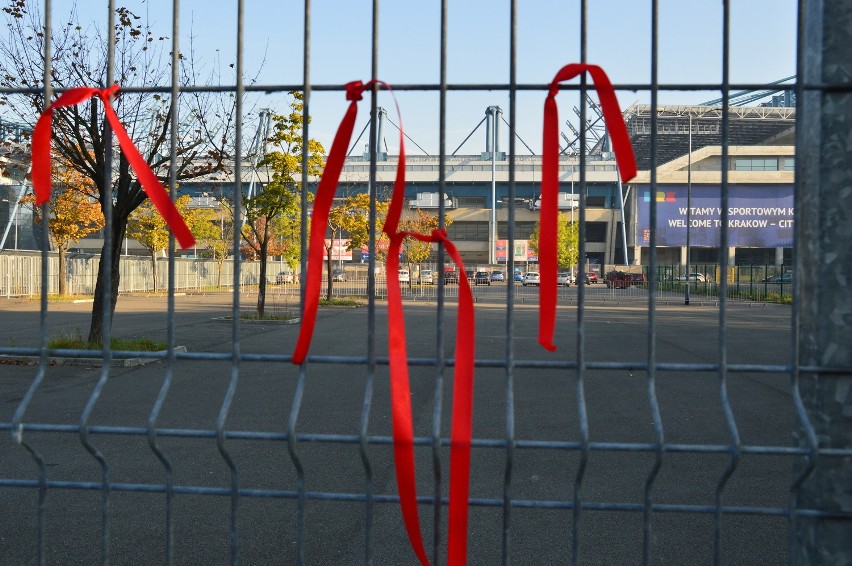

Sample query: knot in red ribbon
[539,64,637,352]
[345,80,367,102]
[32,85,195,249]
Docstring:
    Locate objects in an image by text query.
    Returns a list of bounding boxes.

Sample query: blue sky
[60,0,797,156]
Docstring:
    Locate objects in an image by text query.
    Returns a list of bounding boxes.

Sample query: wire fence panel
[1,1,850,565]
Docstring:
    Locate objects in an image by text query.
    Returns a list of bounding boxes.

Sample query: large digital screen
[636,185,794,248]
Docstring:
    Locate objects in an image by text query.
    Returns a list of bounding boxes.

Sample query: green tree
[0,3,239,343]
[128,195,215,291]
[328,193,390,300]
[199,206,233,288]
[244,93,324,317]
[399,209,451,287]
[529,212,580,269]
[22,163,104,296]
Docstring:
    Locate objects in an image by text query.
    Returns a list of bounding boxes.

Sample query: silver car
[557,272,574,286]
[523,272,541,286]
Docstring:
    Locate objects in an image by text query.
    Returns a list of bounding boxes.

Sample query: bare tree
[0,2,244,343]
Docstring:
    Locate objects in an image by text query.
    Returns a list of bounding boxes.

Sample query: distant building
[7,104,797,273]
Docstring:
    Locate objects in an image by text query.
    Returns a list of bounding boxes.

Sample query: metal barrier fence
[1,1,850,565]
[0,252,287,297]
[1,254,794,305]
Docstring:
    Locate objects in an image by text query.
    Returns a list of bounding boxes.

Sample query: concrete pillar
[633,246,642,266]
[794,0,852,563]
[680,246,688,268]
[775,246,785,267]
[727,247,736,269]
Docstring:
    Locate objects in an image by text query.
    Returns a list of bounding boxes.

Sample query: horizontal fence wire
[2,0,850,565]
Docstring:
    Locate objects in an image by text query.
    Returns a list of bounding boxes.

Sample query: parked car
[605,270,647,289]
[444,270,459,284]
[465,269,476,282]
[676,273,707,282]
[418,269,434,284]
[513,272,524,282]
[276,271,295,284]
[331,268,347,282]
[490,270,505,282]
[585,271,599,284]
[557,272,574,286]
[762,271,794,284]
[398,269,410,283]
[523,272,541,286]
[474,271,491,285]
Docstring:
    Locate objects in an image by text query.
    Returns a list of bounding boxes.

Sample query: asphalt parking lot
[1,291,797,565]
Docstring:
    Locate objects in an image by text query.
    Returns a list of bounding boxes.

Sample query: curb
[0,346,188,368]
[211,316,301,325]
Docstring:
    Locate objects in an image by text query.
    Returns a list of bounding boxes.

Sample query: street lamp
[685,113,693,305]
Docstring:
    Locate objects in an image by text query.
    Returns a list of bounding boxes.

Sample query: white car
[418,269,434,284]
[676,273,707,282]
[523,272,541,286]
[557,272,574,286]
[398,269,410,283]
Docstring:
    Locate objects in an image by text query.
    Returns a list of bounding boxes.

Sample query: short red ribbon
[32,86,195,249]
[291,80,373,365]
[540,64,637,351]
[292,81,476,566]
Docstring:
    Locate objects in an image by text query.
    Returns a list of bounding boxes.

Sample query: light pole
[487,106,501,265]
[685,113,692,305]
[570,169,575,280]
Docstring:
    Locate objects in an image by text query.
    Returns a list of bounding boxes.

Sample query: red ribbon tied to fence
[32,85,195,249]
[291,80,476,566]
[540,64,637,351]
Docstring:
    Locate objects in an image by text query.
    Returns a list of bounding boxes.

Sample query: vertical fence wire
[643,2,665,564]
[572,2,591,564]
[215,2,245,564]
[502,2,518,565]
[143,1,183,563]
[76,3,117,563]
[433,3,449,564]
[7,3,54,565]
[713,3,743,564]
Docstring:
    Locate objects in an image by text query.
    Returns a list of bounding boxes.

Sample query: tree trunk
[256,237,268,318]
[151,249,158,292]
[58,246,67,296]
[326,251,333,302]
[88,218,126,344]
[217,258,224,288]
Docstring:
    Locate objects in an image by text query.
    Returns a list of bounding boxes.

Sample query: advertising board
[636,185,794,248]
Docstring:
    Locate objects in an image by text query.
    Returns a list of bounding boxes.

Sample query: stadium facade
[2,104,797,275]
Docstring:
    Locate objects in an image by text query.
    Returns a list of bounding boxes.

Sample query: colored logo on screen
[642,191,676,203]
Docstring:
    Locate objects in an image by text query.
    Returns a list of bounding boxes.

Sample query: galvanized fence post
[794,0,852,562]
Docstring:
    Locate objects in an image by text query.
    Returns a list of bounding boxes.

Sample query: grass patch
[30,294,94,302]
[49,335,168,351]
[236,311,298,321]
[319,298,362,307]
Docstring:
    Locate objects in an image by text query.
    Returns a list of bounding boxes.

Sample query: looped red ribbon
[32,85,195,249]
[540,64,637,351]
[292,81,475,566]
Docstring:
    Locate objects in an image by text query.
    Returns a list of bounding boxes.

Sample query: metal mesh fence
[1,1,850,565]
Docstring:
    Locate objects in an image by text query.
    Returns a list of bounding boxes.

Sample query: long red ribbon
[380,91,475,565]
[32,85,195,249]
[292,81,476,566]
[540,64,637,351]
